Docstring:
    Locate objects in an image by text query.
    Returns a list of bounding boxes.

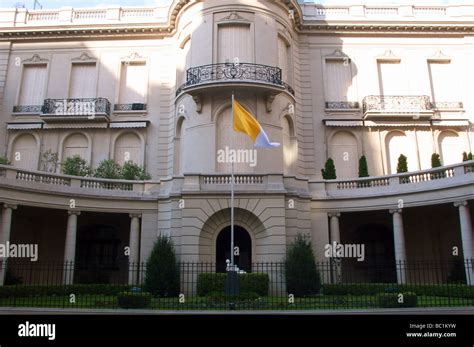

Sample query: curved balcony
[0,162,472,213]
[176,63,295,109]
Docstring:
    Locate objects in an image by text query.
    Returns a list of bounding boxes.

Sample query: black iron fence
[0,259,473,310]
[42,98,111,116]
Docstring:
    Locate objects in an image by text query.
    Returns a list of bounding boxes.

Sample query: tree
[285,233,321,296]
[40,149,60,173]
[431,153,442,168]
[321,158,337,179]
[358,155,369,177]
[122,161,151,180]
[62,155,92,177]
[0,156,10,165]
[144,236,180,297]
[94,159,122,179]
[463,152,473,162]
[396,154,408,173]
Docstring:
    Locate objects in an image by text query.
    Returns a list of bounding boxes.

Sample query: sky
[1,0,471,9]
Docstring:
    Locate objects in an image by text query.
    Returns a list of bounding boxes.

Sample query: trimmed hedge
[197,273,269,297]
[0,284,132,299]
[323,283,474,298]
[377,292,417,308]
[117,291,152,309]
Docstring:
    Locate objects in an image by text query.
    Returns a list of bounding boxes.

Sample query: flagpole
[230,92,235,268]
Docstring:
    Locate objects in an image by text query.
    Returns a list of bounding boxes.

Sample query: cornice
[0,1,473,42]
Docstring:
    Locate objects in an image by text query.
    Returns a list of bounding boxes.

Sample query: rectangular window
[278,37,290,83]
[325,60,354,101]
[18,64,47,106]
[218,24,251,63]
[69,63,96,98]
[428,61,453,102]
[377,61,405,95]
[119,62,147,104]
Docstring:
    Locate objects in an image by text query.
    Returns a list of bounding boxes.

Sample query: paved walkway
[0,307,473,315]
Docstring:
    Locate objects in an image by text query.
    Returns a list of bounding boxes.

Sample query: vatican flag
[233,99,280,148]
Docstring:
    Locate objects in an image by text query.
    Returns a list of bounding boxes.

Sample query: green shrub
[321,158,336,179]
[377,292,417,308]
[396,154,408,173]
[94,159,122,179]
[358,155,369,177]
[40,149,59,173]
[463,152,473,162]
[62,155,92,177]
[0,156,10,165]
[285,234,321,296]
[431,153,442,168]
[144,236,180,297]
[322,283,474,298]
[0,284,132,299]
[196,273,269,297]
[117,291,152,309]
[121,161,151,180]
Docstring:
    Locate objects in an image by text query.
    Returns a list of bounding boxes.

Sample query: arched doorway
[216,225,252,272]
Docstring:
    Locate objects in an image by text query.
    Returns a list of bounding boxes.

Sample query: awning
[364,121,431,127]
[7,123,43,130]
[431,120,470,127]
[324,120,364,127]
[109,121,149,129]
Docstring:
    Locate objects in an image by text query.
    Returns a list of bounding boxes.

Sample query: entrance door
[216,226,252,272]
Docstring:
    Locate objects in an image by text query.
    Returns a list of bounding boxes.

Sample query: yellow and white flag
[233,99,280,148]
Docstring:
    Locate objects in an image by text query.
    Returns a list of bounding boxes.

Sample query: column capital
[389,208,403,215]
[328,212,341,218]
[454,200,468,208]
[67,210,81,216]
[3,203,17,210]
[129,213,142,219]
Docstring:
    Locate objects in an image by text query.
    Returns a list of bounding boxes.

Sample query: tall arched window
[11,133,38,170]
[439,131,464,165]
[114,133,142,165]
[174,117,186,175]
[330,131,358,178]
[63,133,89,162]
[282,116,297,175]
[277,35,290,83]
[386,131,416,174]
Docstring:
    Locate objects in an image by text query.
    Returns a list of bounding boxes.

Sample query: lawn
[0,294,472,310]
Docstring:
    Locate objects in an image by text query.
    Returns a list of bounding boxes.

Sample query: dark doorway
[216,226,252,272]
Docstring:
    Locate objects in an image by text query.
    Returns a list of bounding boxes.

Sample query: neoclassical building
[0,1,473,284]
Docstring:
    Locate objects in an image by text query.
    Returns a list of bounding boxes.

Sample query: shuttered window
[378,62,406,95]
[325,60,354,101]
[119,62,147,104]
[69,63,96,98]
[218,24,252,63]
[18,64,47,106]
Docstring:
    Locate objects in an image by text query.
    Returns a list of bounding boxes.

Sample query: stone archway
[215,225,252,272]
[199,207,265,264]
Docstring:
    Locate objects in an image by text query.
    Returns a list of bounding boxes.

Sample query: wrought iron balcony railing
[114,103,147,111]
[12,105,43,113]
[431,101,464,110]
[325,101,360,109]
[363,95,432,114]
[42,98,111,117]
[176,63,295,97]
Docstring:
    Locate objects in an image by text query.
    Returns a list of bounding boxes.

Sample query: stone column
[63,210,80,285]
[128,213,141,285]
[328,212,341,284]
[454,201,473,285]
[390,209,407,284]
[0,204,17,286]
